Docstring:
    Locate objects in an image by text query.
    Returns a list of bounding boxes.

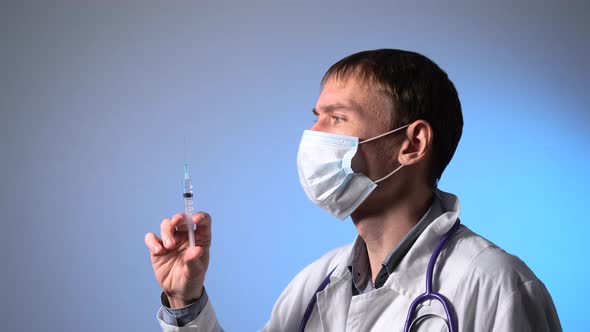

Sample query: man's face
[310,76,402,182]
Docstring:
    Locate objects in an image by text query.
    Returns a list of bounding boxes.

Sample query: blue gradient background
[1,1,588,331]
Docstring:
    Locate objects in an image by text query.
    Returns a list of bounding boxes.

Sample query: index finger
[170,213,187,228]
[169,213,194,232]
[192,212,211,229]
[192,212,212,245]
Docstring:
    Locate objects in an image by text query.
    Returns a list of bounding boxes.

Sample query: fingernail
[153,246,161,253]
[165,239,173,248]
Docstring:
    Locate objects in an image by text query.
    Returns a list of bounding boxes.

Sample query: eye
[312,114,318,123]
[333,116,344,124]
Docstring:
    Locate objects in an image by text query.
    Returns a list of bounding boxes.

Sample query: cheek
[374,139,401,167]
[352,145,373,173]
[351,147,366,173]
[352,141,396,175]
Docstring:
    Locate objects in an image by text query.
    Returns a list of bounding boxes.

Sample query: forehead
[317,76,392,120]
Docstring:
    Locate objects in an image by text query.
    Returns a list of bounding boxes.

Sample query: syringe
[183,163,196,247]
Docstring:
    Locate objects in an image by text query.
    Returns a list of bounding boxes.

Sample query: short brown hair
[322,49,463,187]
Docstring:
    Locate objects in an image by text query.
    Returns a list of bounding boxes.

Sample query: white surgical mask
[296,124,409,219]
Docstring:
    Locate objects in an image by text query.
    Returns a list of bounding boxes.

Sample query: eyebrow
[312,100,362,115]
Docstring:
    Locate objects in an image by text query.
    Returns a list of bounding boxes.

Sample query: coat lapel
[316,271,352,332]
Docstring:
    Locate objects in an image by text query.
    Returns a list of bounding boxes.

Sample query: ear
[398,120,433,166]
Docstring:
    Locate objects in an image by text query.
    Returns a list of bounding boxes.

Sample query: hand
[145,212,212,308]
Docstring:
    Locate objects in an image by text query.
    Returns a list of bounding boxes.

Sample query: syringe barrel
[184,178,193,194]
[184,196,196,247]
[184,196,194,215]
[182,164,196,247]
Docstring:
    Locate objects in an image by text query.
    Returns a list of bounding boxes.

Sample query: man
[145,49,562,331]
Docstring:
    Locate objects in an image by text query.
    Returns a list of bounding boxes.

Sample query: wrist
[168,297,193,309]
[165,288,203,309]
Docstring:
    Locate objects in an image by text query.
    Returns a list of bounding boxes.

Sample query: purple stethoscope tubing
[403,219,461,332]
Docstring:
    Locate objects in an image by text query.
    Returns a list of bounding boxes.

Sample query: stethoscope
[298,219,461,332]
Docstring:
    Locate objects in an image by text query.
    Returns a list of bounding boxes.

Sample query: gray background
[1,0,588,331]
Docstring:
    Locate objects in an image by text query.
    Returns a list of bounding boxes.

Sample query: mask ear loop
[374,164,404,184]
[358,124,410,184]
[358,124,410,144]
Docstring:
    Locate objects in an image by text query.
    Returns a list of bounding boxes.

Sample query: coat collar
[383,189,460,299]
[327,188,461,300]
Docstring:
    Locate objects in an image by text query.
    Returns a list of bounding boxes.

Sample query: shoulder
[448,226,561,330]
[455,229,561,331]
[453,226,538,292]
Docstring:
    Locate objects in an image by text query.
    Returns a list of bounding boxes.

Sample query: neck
[351,185,433,285]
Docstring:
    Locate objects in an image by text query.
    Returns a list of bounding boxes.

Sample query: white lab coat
[158,190,562,331]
